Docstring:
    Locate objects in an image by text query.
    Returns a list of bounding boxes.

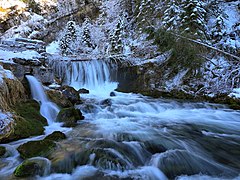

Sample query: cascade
[50,59,112,90]
[1,61,240,180]
[26,75,59,124]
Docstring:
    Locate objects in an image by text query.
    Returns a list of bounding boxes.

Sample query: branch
[172,33,240,61]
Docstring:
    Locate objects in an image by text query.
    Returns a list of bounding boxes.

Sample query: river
[0,60,240,179]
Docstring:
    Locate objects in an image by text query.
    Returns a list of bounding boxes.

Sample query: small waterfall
[26,75,59,124]
[49,59,115,91]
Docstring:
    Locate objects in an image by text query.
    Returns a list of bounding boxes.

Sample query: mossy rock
[0,146,6,157]
[17,139,56,159]
[0,100,48,143]
[0,115,44,144]
[14,158,50,177]
[14,100,47,126]
[44,131,66,141]
[56,107,84,127]
[46,89,73,108]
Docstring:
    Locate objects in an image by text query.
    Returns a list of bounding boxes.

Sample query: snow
[223,2,239,32]
[0,65,15,84]
[229,88,240,99]
[0,111,13,135]
[46,41,60,54]
[2,13,47,39]
[0,49,41,62]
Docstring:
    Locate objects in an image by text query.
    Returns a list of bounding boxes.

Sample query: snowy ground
[0,49,41,63]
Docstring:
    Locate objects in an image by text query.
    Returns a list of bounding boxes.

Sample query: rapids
[0,60,240,179]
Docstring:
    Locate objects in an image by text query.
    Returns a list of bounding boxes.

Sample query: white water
[26,75,60,124]
[1,61,240,180]
[47,60,240,179]
[49,59,118,96]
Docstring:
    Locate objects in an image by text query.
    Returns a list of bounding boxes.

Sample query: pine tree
[82,18,95,49]
[179,0,207,37]
[162,0,181,31]
[109,18,124,54]
[59,21,77,56]
[211,14,226,43]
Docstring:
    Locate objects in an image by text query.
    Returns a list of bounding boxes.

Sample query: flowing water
[1,60,240,179]
[26,75,60,124]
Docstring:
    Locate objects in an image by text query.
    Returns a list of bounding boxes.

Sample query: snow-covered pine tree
[162,0,181,31]
[179,0,207,38]
[109,18,124,54]
[82,18,95,49]
[211,13,226,43]
[59,21,77,56]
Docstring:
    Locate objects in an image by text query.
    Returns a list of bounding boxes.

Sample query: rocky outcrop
[0,1,27,34]
[0,65,26,111]
[56,107,84,127]
[0,100,47,143]
[0,38,54,84]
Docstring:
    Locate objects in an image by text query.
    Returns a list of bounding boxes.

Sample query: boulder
[157,150,230,179]
[61,86,81,104]
[78,88,90,94]
[14,158,50,177]
[56,107,84,127]
[17,140,56,159]
[0,100,47,143]
[46,89,73,108]
[0,146,6,157]
[110,92,116,97]
[44,131,66,141]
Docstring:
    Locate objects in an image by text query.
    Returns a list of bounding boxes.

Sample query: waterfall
[49,60,111,89]
[26,75,59,124]
[49,59,118,96]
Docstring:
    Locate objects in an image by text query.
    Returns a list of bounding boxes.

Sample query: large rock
[61,86,81,104]
[17,139,56,159]
[157,150,234,179]
[56,107,84,127]
[44,131,66,141]
[46,89,73,108]
[14,157,50,177]
[0,100,47,143]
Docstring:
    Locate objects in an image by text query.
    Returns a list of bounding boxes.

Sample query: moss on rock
[44,131,66,141]
[56,107,84,127]
[17,139,56,159]
[14,100,47,126]
[0,100,48,143]
[14,158,50,177]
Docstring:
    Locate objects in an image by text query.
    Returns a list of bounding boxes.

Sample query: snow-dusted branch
[172,33,240,61]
